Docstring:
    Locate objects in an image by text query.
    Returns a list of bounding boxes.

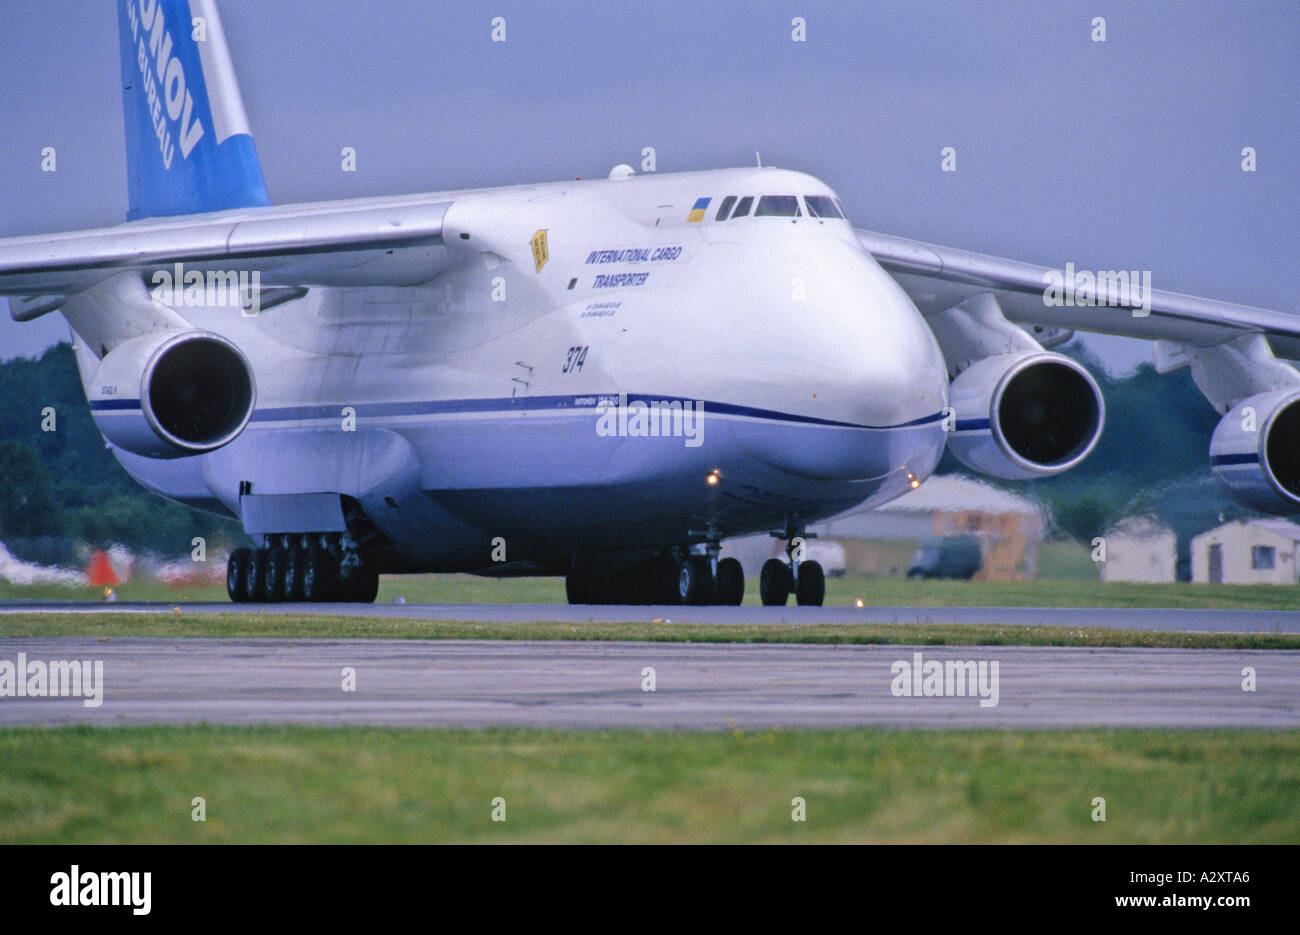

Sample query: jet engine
[1209,388,1300,514]
[88,330,256,459]
[946,351,1104,480]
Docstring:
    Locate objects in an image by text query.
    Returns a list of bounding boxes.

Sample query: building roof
[1197,517,1300,543]
[1104,516,1175,538]
[876,474,1042,516]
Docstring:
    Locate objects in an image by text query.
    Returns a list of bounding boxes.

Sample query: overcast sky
[1,0,1296,370]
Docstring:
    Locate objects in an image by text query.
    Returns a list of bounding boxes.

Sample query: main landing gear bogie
[564,519,830,608]
[567,550,746,607]
[227,542,379,604]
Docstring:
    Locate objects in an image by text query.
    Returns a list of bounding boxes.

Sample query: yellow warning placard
[531,229,549,272]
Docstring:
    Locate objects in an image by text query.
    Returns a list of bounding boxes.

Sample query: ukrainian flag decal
[686,197,711,222]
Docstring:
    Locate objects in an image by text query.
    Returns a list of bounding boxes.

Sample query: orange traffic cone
[86,550,120,587]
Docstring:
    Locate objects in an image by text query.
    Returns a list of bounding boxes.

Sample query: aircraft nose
[787,234,948,426]
[738,235,950,481]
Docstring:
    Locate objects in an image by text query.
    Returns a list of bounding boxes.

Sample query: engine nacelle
[1210,389,1300,514]
[88,330,256,459]
[946,351,1104,480]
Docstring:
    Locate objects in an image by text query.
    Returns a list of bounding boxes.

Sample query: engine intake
[89,331,256,459]
[1210,389,1300,514]
[946,351,1104,480]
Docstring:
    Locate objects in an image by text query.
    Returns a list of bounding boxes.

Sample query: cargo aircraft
[2,0,1297,606]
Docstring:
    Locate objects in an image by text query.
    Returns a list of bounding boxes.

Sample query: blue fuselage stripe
[89,398,145,411]
[1210,453,1260,466]
[91,394,946,432]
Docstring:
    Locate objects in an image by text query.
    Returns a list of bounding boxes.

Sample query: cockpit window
[755,195,801,217]
[731,196,754,218]
[804,195,844,219]
[715,195,737,221]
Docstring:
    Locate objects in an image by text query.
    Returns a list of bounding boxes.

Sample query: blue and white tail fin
[117,0,271,220]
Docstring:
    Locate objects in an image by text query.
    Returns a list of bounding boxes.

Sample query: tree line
[0,343,245,557]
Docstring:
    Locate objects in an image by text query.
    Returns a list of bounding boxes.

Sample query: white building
[1099,518,1176,584]
[1191,518,1300,585]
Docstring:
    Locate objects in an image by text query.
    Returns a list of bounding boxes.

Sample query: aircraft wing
[857,228,1300,361]
[1,195,453,320]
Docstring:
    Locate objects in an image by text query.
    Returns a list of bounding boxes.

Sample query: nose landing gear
[758,519,826,606]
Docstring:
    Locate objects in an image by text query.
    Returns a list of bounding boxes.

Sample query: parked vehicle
[905,535,982,580]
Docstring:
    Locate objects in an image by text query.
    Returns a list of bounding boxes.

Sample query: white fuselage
[90,166,950,573]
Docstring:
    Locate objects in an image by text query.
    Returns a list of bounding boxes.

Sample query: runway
[2,600,1299,633]
[0,637,1295,729]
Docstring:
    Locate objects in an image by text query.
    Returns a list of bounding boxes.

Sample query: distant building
[1099,518,1176,584]
[721,475,1044,579]
[818,474,1046,544]
[1190,519,1300,585]
[856,475,1044,579]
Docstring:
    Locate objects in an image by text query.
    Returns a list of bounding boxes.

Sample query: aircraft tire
[227,548,251,603]
[760,558,790,606]
[282,548,307,601]
[649,554,680,604]
[677,556,713,605]
[243,548,268,603]
[796,560,825,606]
[302,548,339,602]
[565,570,604,604]
[263,548,289,602]
[714,557,744,606]
[346,565,380,603]
[611,563,649,605]
[616,554,678,605]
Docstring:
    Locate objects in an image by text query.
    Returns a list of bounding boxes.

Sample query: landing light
[906,471,920,489]
[706,470,721,486]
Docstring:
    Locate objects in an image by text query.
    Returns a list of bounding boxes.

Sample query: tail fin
[117,0,271,220]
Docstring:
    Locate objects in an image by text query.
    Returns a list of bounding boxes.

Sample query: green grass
[1,611,1297,648]
[6,572,1300,610]
[0,578,230,603]
[1,725,1295,843]
[0,573,568,605]
[839,577,1300,610]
